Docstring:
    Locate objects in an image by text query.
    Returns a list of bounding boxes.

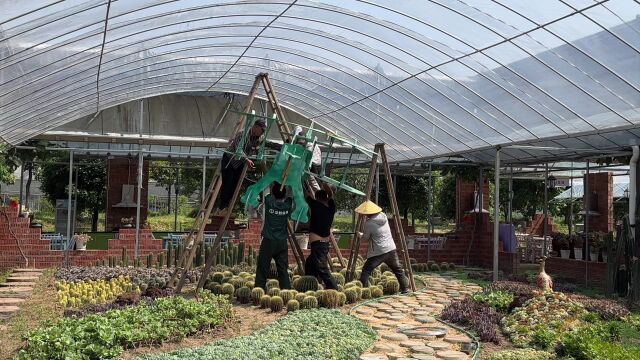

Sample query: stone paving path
[0,268,43,321]
[355,273,483,360]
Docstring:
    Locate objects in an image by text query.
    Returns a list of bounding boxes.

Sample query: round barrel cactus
[269,296,284,312]
[259,295,271,309]
[301,296,318,309]
[251,287,265,306]
[236,286,252,304]
[294,276,319,292]
[286,299,300,312]
[383,280,400,295]
[344,288,359,304]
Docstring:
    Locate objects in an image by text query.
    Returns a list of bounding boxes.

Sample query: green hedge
[141,309,376,360]
[17,293,232,360]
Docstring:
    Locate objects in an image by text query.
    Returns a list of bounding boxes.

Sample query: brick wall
[106,157,150,231]
[526,214,558,236]
[0,207,163,268]
[456,177,489,225]
[584,172,613,234]
[546,257,607,290]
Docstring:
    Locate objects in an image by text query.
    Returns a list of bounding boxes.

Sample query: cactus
[176,245,183,265]
[294,276,319,292]
[331,272,345,286]
[212,272,224,283]
[213,284,223,295]
[322,289,341,309]
[221,283,235,298]
[361,287,371,299]
[226,256,232,267]
[231,277,246,289]
[371,286,383,298]
[449,263,456,271]
[245,281,254,289]
[121,247,129,267]
[157,253,164,268]
[166,246,173,267]
[269,295,284,312]
[315,290,325,301]
[440,262,449,270]
[295,293,307,303]
[232,245,238,265]
[338,292,347,306]
[344,288,359,303]
[280,290,294,304]
[260,295,271,309]
[286,299,300,312]
[236,286,252,304]
[429,263,440,271]
[251,287,265,306]
[135,257,141,268]
[238,241,245,264]
[301,296,318,309]
[266,279,279,290]
[223,270,233,278]
[268,287,280,297]
[383,280,400,295]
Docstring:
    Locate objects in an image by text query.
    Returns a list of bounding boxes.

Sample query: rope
[1,209,29,267]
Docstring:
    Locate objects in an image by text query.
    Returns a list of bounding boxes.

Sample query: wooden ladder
[345,143,416,291]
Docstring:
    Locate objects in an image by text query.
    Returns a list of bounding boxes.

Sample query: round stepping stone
[0,282,36,287]
[411,355,436,360]
[360,354,389,360]
[411,346,435,355]
[444,335,471,344]
[415,316,436,324]
[436,350,467,360]
[356,307,376,315]
[387,353,407,360]
[400,340,424,348]
[382,333,410,341]
[373,343,396,352]
[388,315,406,321]
[426,341,451,351]
[0,305,20,314]
[0,297,25,305]
[372,324,390,331]
[0,287,32,294]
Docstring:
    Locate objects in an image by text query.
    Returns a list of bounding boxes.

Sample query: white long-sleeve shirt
[361,213,397,258]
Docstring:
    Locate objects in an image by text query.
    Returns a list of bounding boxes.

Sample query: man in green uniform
[255,182,293,290]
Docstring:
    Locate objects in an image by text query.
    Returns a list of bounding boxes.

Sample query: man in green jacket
[255,182,293,290]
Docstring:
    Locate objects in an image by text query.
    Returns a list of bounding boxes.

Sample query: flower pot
[561,249,571,259]
[122,224,133,228]
[572,248,582,260]
[76,243,87,251]
[591,252,598,262]
[602,253,608,263]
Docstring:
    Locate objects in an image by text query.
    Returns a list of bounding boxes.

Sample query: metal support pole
[569,163,574,235]
[202,156,207,203]
[493,147,500,282]
[174,168,180,231]
[65,151,74,266]
[544,163,549,257]
[427,163,433,262]
[508,166,513,224]
[135,150,143,259]
[18,163,24,211]
[585,161,590,286]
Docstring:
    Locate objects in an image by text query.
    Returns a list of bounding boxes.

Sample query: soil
[120,304,285,359]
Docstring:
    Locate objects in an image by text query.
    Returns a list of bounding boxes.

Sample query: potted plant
[555,233,570,258]
[121,216,134,228]
[73,233,92,251]
[568,234,579,259]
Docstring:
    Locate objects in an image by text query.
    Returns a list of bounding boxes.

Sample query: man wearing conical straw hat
[355,200,408,293]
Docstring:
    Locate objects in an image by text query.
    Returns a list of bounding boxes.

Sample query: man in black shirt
[255,182,293,290]
[304,182,337,289]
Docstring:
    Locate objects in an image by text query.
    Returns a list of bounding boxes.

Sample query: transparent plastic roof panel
[1,0,639,163]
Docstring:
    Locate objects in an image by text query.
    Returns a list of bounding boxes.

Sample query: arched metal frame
[1,0,639,163]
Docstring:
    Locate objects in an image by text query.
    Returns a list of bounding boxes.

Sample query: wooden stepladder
[171,73,313,293]
[345,143,416,291]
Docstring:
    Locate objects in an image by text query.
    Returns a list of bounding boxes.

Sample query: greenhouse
[0,1,639,359]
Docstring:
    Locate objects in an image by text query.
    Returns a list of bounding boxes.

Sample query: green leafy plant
[17,293,232,359]
[139,309,375,360]
[472,290,514,311]
[487,349,555,360]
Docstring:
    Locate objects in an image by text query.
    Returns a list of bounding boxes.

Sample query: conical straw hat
[355,200,382,215]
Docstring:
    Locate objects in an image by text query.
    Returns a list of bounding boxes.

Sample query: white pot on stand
[560,249,570,259]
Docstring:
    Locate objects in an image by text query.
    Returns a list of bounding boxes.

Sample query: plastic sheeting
[1,0,639,162]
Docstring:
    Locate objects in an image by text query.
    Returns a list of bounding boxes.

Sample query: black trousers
[255,237,291,290]
[360,250,408,292]
[220,153,244,210]
[304,241,337,289]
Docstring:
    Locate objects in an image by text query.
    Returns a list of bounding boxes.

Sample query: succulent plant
[331,272,345,286]
[361,287,371,299]
[213,284,223,295]
[294,276,319,292]
[212,272,224,283]
[301,296,318,309]
[440,262,449,269]
[429,263,440,271]
[245,281,254,289]
[269,296,284,312]
[448,263,456,271]
[318,289,339,309]
[268,287,280,297]
[266,279,280,290]
[259,295,271,309]
[338,292,347,306]
[251,287,265,306]
[221,283,235,298]
[280,290,294,304]
[295,293,307,303]
[344,288,359,304]
[286,299,300,312]
[236,286,252,304]
[371,286,383,298]
[231,277,246,289]
[383,280,400,295]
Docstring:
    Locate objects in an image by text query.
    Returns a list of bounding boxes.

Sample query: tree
[6,140,49,209]
[0,143,18,197]
[377,175,430,224]
[149,161,175,214]
[150,161,204,214]
[38,153,106,231]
